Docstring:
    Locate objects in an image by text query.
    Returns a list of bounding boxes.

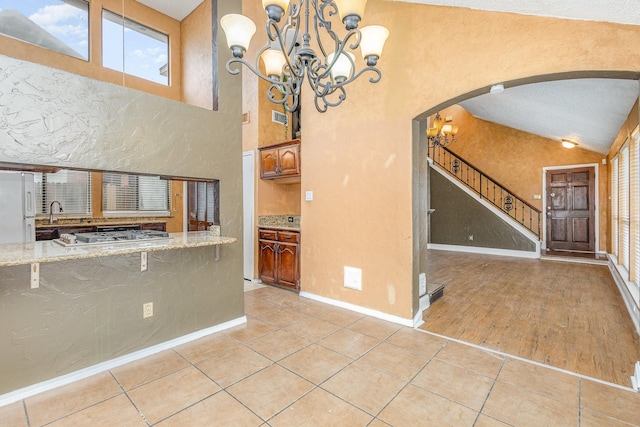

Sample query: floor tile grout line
[107,369,144,424]
[372,336,450,421]
[21,399,30,427]
[471,355,508,426]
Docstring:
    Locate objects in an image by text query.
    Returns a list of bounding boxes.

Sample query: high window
[102,9,169,85]
[0,0,89,60]
[35,169,92,216]
[102,172,170,216]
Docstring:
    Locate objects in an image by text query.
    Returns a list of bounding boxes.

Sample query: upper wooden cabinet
[259,140,301,180]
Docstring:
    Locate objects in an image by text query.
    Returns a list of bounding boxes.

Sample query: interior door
[546,167,595,252]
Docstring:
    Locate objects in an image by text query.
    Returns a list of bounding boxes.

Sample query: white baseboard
[428,243,540,259]
[0,316,247,408]
[607,255,640,336]
[299,291,414,327]
[413,294,431,328]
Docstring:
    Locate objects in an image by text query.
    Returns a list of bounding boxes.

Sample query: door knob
[550,192,555,197]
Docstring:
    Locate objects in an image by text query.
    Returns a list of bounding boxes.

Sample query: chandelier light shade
[427,112,459,147]
[220,14,257,57]
[261,49,287,77]
[220,0,389,112]
[359,26,389,63]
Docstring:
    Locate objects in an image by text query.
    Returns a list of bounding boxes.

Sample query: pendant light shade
[327,51,355,82]
[334,0,368,29]
[262,0,290,21]
[261,49,287,77]
[220,14,256,57]
[359,25,389,65]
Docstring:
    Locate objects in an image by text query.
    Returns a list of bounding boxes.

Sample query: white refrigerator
[0,171,36,244]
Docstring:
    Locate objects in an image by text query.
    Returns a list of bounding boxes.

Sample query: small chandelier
[427,113,459,147]
[220,0,389,113]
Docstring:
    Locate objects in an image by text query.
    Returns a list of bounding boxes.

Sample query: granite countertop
[257,215,301,232]
[259,224,301,231]
[0,232,236,267]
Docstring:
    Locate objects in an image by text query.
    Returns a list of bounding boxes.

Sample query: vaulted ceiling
[137,0,640,153]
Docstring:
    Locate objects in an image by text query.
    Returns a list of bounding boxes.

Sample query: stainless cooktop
[54,230,170,246]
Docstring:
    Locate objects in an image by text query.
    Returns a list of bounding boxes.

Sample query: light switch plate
[305,191,313,201]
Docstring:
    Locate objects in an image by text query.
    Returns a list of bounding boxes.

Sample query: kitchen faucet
[49,200,63,223]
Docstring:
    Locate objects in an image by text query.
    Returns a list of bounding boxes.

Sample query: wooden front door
[546,167,595,252]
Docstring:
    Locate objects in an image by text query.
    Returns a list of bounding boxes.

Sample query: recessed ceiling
[459,79,639,154]
[394,0,640,26]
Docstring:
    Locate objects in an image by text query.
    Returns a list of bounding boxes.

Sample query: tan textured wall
[440,105,608,251]
[0,0,182,100]
[181,0,213,108]
[296,0,640,319]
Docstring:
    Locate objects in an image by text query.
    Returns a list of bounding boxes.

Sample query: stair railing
[429,143,542,239]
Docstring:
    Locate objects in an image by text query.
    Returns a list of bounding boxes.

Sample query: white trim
[242,150,256,281]
[607,254,640,335]
[0,316,247,407]
[299,291,414,327]
[429,164,540,245]
[415,328,637,393]
[428,243,540,259]
[542,163,600,253]
[413,294,431,328]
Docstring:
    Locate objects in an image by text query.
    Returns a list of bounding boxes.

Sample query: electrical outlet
[143,302,153,319]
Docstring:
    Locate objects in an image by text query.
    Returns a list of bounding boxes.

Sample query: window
[102,172,170,216]
[102,9,169,85]
[632,129,639,285]
[619,145,630,271]
[35,169,92,216]
[611,156,619,258]
[0,0,89,60]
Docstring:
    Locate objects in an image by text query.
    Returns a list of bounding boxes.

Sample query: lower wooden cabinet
[258,228,300,290]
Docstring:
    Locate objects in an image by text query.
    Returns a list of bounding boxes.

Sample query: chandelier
[427,113,459,147]
[220,0,389,113]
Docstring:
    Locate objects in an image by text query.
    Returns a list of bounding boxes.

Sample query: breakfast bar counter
[0,231,236,267]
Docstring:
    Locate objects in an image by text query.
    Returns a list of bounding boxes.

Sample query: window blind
[34,170,92,216]
[102,173,169,215]
[631,128,639,285]
[611,156,619,258]
[620,145,630,271]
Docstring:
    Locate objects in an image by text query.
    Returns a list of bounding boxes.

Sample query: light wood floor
[421,250,640,387]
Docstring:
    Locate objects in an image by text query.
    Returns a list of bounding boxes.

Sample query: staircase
[429,144,542,239]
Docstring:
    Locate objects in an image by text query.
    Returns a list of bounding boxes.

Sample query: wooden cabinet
[140,222,167,231]
[258,228,300,290]
[259,140,301,180]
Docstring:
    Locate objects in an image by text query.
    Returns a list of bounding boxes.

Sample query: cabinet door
[278,145,300,177]
[260,148,280,179]
[140,223,166,231]
[258,239,277,284]
[277,242,299,289]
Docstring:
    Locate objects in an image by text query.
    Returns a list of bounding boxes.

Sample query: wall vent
[272,110,288,126]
